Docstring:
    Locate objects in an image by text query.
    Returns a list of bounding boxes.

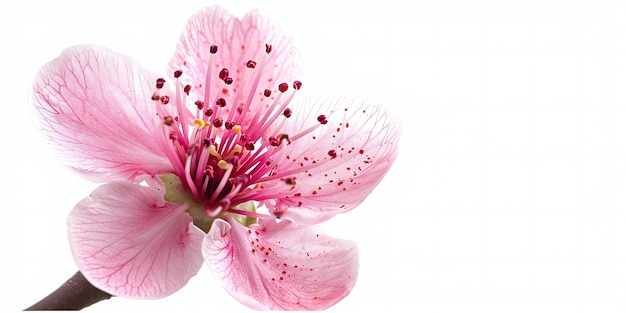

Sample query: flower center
[151,43,327,221]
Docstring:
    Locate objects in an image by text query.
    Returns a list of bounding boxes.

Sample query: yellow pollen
[225,144,243,159]
[233,125,242,134]
[209,145,222,160]
[194,119,207,128]
[217,160,229,170]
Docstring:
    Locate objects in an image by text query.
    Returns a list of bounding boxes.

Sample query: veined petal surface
[68,181,205,299]
[31,45,173,182]
[167,5,301,127]
[203,217,358,310]
[257,96,400,224]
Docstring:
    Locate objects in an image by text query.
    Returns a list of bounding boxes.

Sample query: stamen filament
[158,125,186,176]
[255,90,297,137]
[247,90,283,134]
[208,164,234,202]
[235,52,269,125]
[226,208,274,220]
[289,123,323,142]
[203,50,216,117]
[184,147,200,197]
[195,144,212,185]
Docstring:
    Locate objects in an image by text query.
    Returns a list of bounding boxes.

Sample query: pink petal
[203,216,358,310]
[68,181,204,299]
[31,45,173,183]
[167,5,301,123]
[258,96,401,224]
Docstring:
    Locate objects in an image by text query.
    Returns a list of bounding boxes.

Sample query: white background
[2,0,626,312]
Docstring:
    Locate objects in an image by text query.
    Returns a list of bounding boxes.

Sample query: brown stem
[24,271,112,311]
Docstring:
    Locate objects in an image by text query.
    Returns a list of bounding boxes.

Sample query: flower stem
[24,271,112,311]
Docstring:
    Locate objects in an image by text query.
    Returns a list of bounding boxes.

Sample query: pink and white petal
[252,96,400,224]
[167,5,301,125]
[68,181,204,299]
[203,216,358,310]
[31,45,173,183]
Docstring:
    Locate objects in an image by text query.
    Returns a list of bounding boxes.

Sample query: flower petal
[258,96,400,224]
[203,216,358,310]
[168,5,301,120]
[68,181,204,299]
[31,45,173,182]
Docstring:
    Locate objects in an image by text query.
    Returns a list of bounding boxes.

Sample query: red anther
[151,92,160,101]
[213,117,223,128]
[205,108,214,116]
[293,81,302,90]
[219,68,229,80]
[216,98,227,107]
[210,45,218,54]
[264,89,272,97]
[163,116,174,126]
[195,100,204,110]
[160,95,170,104]
[203,138,213,146]
[265,44,272,54]
[269,137,280,146]
[224,120,234,130]
[245,142,255,151]
[156,78,166,89]
[224,77,233,85]
[278,83,289,93]
[278,134,291,145]
[246,60,257,68]
[184,85,192,95]
[283,108,292,118]
[173,70,183,78]
[328,150,337,159]
[317,114,328,124]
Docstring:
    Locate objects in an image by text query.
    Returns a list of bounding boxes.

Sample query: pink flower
[31,6,399,310]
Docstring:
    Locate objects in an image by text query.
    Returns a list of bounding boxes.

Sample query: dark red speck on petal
[328,150,337,159]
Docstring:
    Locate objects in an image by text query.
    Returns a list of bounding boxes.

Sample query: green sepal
[227,201,258,226]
